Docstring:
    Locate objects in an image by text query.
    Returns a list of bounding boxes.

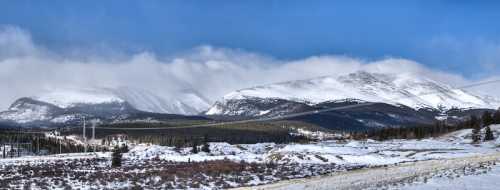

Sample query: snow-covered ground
[399,163,500,190]
[1,125,500,189]
[235,153,500,190]
[123,126,500,166]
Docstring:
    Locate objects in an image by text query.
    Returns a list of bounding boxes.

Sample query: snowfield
[123,137,498,167]
[0,103,52,123]
[207,71,500,116]
[1,125,500,189]
[34,87,212,115]
[35,89,125,109]
[235,153,500,190]
[398,161,500,190]
[124,125,500,166]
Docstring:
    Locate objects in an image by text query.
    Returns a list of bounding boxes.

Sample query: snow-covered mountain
[0,96,137,126]
[3,87,211,116]
[111,87,211,115]
[0,87,214,127]
[0,96,210,128]
[34,89,125,109]
[206,71,500,116]
[2,71,498,129]
[0,98,64,124]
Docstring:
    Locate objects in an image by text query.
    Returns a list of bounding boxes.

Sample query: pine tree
[111,146,122,167]
[201,134,210,153]
[494,109,500,124]
[482,111,494,126]
[469,115,480,128]
[174,138,183,153]
[201,142,210,153]
[121,144,129,153]
[471,115,482,143]
[191,141,199,154]
[484,126,495,141]
[472,127,481,143]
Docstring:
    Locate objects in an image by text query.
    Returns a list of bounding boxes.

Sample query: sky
[0,1,500,111]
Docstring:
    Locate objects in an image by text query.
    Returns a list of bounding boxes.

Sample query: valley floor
[399,161,500,190]
[233,152,500,190]
[1,125,500,189]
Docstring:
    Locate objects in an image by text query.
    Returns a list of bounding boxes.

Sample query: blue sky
[1,0,500,78]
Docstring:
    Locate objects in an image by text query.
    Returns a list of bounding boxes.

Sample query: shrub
[201,143,210,153]
[111,146,122,167]
[191,141,199,154]
[484,126,495,141]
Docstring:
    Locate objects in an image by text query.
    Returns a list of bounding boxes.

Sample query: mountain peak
[34,89,124,109]
[0,94,138,125]
[1,97,63,124]
[208,71,500,116]
[9,97,60,111]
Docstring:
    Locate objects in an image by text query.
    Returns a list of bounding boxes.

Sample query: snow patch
[35,89,124,108]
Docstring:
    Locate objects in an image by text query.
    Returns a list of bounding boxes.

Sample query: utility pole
[37,136,39,154]
[92,120,96,153]
[83,117,87,153]
[10,136,13,158]
[92,120,95,141]
[17,130,20,157]
[59,139,62,154]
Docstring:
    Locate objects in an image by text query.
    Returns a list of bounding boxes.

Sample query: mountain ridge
[0,96,210,128]
[207,71,500,117]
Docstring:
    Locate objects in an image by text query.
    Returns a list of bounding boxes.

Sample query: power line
[381,78,500,103]
[458,79,500,89]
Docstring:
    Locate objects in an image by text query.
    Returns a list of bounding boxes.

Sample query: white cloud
[425,35,500,78]
[0,26,40,58]
[0,26,497,111]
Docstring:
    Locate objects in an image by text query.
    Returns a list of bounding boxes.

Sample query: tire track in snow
[233,152,500,190]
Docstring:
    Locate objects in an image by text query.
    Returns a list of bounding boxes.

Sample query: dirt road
[233,152,500,190]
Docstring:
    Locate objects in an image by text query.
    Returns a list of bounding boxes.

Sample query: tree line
[69,122,309,147]
[350,109,500,141]
[0,131,93,158]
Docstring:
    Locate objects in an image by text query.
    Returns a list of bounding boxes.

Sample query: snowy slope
[111,87,211,115]
[0,98,62,123]
[35,89,124,108]
[0,94,211,127]
[0,87,214,126]
[34,87,211,115]
[0,96,136,125]
[3,87,211,116]
[207,71,500,116]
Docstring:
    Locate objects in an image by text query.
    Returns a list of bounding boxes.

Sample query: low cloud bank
[0,26,496,111]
